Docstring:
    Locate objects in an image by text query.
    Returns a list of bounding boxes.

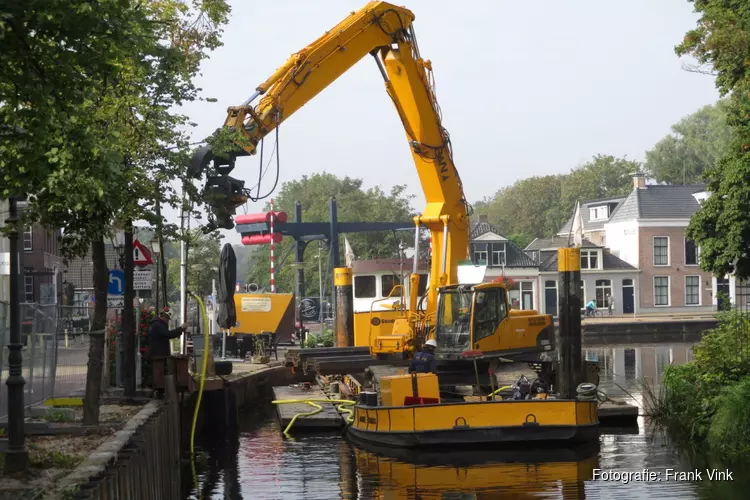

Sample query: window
[381,275,402,297]
[354,275,376,298]
[685,238,699,266]
[24,275,34,303]
[473,250,488,265]
[23,227,32,251]
[473,288,507,342]
[654,276,669,306]
[579,280,586,302]
[491,243,506,267]
[653,237,669,266]
[595,279,612,308]
[685,276,700,306]
[581,250,599,270]
[589,206,609,221]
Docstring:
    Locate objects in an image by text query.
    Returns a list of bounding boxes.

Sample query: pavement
[581,312,717,323]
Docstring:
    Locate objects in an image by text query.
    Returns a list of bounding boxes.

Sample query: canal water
[184,343,750,499]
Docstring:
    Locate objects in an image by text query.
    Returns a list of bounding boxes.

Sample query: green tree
[474,155,637,242]
[0,0,231,424]
[244,173,416,295]
[645,101,732,184]
[166,230,223,302]
[680,1,750,278]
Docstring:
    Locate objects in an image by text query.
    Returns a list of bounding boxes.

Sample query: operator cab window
[381,274,402,297]
[473,288,507,342]
[354,275,376,298]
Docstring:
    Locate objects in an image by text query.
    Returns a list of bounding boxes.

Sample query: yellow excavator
[191,1,554,364]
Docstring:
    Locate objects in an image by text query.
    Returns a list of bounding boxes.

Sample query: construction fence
[0,302,101,418]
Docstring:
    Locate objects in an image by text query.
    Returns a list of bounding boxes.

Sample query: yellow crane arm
[211,1,469,318]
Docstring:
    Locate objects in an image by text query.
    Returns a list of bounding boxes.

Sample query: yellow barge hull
[347,399,599,448]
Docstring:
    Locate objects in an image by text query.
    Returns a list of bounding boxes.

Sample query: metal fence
[0,302,94,418]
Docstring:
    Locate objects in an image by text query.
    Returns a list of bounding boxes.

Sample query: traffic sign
[133,239,153,266]
[107,295,124,309]
[108,269,125,295]
[133,270,153,290]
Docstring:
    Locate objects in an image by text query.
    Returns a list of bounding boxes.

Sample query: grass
[28,444,83,470]
[41,410,75,423]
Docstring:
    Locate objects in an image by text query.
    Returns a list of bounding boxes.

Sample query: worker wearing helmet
[409,338,438,374]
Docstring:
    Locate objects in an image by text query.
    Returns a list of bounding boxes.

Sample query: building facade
[0,200,65,306]
[470,216,540,310]
[553,173,715,314]
[525,236,638,316]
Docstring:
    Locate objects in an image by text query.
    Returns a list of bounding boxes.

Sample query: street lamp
[111,230,126,269]
[150,238,161,310]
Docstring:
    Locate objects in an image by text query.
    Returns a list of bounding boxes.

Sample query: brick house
[0,199,65,305]
[553,173,714,314]
[470,216,539,310]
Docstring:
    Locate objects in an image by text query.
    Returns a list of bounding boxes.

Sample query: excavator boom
[200,1,468,321]
[194,1,553,363]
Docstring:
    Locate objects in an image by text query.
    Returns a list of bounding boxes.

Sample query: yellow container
[380,373,440,406]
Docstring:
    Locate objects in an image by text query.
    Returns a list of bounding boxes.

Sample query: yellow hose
[188,293,210,500]
[272,398,357,437]
[491,385,512,396]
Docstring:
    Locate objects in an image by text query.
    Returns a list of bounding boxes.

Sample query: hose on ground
[272,398,357,437]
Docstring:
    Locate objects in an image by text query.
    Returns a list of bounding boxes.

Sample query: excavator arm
[194,1,469,321]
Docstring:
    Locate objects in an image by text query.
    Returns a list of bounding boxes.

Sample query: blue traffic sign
[108,269,125,295]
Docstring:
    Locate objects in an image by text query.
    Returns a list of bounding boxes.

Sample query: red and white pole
[270,199,276,293]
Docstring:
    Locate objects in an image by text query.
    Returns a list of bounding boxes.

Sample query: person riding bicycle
[585,300,597,317]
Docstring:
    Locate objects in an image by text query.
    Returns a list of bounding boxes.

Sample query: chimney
[632,172,646,189]
[479,214,488,223]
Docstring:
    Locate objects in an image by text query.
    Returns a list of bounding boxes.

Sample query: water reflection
[185,342,750,500]
[350,440,599,499]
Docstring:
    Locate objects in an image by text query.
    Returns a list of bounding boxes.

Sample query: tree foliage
[474,155,638,243]
[644,101,732,185]
[0,0,231,425]
[0,0,231,254]
[680,0,750,278]
[244,173,416,295]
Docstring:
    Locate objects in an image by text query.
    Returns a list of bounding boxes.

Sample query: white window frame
[23,227,33,251]
[685,275,701,306]
[589,206,609,221]
[684,237,700,267]
[580,250,601,270]
[474,250,488,264]
[491,243,506,267]
[653,236,670,267]
[653,275,670,307]
[595,279,613,309]
[24,275,34,303]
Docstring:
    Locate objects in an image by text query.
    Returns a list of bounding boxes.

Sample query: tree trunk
[83,237,109,425]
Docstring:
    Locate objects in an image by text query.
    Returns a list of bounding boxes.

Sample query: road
[0,339,89,419]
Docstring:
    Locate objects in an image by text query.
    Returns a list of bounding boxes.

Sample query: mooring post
[557,247,582,399]
[334,267,354,347]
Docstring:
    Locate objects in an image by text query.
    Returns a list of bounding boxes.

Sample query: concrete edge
[47,400,162,497]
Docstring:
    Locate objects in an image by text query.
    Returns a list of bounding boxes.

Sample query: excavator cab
[435,283,553,361]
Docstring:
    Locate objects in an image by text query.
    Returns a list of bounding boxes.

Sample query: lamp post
[5,196,29,473]
[151,238,161,311]
[317,241,324,323]
[110,227,135,397]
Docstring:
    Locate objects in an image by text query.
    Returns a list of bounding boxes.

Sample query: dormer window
[589,206,609,221]
[581,249,602,270]
[692,191,710,206]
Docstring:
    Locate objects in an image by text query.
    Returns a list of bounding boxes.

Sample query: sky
[167,0,720,245]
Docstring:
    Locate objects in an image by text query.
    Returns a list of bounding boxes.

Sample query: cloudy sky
[172,0,719,245]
